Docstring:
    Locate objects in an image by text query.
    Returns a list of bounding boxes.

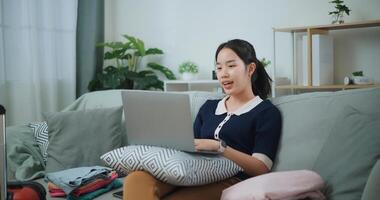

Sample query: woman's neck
[225,90,255,113]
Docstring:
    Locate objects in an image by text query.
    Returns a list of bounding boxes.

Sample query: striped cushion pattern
[100,145,146,175]
[101,145,241,186]
[29,121,49,162]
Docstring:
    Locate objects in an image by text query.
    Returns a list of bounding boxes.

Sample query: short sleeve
[193,100,209,138]
[252,106,282,161]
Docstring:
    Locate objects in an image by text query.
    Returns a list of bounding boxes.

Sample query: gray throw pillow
[44,106,123,173]
[101,145,241,186]
[312,106,380,200]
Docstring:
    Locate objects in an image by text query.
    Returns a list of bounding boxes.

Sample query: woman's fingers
[193,139,218,151]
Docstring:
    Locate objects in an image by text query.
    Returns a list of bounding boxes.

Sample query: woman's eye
[228,65,235,68]
[216,67,222,70]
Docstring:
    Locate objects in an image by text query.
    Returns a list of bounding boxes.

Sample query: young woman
[123,39,282,200]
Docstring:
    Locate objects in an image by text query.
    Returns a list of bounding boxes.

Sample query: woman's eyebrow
[216,60,236,65]
[225,60,236,64]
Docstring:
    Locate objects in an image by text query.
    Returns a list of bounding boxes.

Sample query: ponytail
[251,60,272,99]
[215,39,272,99]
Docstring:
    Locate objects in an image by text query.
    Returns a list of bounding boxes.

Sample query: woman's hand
[194,139,220,152]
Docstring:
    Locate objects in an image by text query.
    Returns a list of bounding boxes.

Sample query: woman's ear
[248,63,256,77]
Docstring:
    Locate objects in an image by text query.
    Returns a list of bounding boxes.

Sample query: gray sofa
[6,87,380,200]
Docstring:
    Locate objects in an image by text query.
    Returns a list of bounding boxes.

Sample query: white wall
[105,0,380,84]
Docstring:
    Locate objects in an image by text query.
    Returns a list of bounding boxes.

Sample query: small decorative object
[260,58,271,68]
[351,70,373,85]
[343,76,352,85]
[212,70,217,80]
[328,0,351,24]
[178,61,199,81]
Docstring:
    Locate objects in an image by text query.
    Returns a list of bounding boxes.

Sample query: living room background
[105,0,380,83]
[1,0,380,126]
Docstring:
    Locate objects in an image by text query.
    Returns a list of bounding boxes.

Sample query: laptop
[121,90,216,154]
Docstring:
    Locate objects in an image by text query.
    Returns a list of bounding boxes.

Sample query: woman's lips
[222,81,233,90]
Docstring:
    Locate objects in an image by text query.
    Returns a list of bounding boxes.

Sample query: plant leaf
[138,70,156,77]
[147,62,176,80]
[124,35,146,56]
[352,71,363,76]
[100,42,125,49]
[145,48,164,55]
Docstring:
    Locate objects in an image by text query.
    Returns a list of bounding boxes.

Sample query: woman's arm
[223,145,269,176]
[194,139,269,176]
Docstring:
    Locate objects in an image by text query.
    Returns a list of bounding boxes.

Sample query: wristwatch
[218,139,227,153]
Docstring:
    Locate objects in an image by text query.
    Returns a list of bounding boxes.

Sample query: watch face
[221,140,227,148]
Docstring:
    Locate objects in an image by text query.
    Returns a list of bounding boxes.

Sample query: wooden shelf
[272,19,380,97]
[164,80,218,84]
[276,84,379,90]
[163,80,220,92]
[273,20,380,33]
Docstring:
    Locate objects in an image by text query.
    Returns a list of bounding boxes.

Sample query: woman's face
[215,48,255,96]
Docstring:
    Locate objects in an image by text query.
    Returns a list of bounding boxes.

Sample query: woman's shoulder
[200,98,220,109]
[257,99,281,116]
[204,98,220,105]
[198,98,223,112]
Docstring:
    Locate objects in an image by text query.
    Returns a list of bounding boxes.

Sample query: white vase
[352,76,373,85]
[181,72,196,81]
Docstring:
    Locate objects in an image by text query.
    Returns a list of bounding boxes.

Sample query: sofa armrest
[361,160,380,200]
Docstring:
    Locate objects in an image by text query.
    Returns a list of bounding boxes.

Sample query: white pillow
[101,145,241,186]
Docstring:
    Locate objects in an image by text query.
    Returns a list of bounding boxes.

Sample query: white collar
[215,95,263,116]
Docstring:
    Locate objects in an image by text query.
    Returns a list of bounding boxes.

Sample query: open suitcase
[0,105,46,200]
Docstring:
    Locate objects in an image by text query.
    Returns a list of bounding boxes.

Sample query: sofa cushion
[44,106,123,173]
[28,121,49,162]
[272,88,380,172]
[271,92,341,171]
[312,106,380,200]
[362,160,380,200]
[101,145,241,186]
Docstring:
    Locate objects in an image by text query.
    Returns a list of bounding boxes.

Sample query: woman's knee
[123,171,176,200]
[124,170,156,186]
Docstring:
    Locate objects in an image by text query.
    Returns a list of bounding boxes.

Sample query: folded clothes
[49,190,66,197]
[72,171,118,197]
[48,171,118,197]
[45,166,112,194]
[67,179,123,200]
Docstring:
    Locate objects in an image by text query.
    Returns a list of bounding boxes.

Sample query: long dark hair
[215,39,272,99]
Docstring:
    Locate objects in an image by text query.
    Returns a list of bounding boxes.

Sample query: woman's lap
[123,171,240,200]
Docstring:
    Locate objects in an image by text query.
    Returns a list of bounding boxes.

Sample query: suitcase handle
[0,105,5,115]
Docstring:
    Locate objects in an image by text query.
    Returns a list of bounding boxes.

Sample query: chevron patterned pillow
[101,145,241,186]
[28,121,49,162]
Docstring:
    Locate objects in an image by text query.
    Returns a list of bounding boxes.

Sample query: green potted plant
[351,71,373,85]
[260,58,271,68]
[88,35,176,91]
[329,0,351,24]
[178,61,199,81]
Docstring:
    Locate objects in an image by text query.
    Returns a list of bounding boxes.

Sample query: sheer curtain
[0,0,78,125]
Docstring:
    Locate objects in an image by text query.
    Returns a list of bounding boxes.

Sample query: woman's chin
[223,88,234,95]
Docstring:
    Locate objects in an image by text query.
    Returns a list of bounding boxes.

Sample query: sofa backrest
[63,90,224,146]
[271,87,380,200]
[272,88,380,171]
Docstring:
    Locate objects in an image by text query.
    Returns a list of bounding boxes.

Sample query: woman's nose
[220,68,229,78]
